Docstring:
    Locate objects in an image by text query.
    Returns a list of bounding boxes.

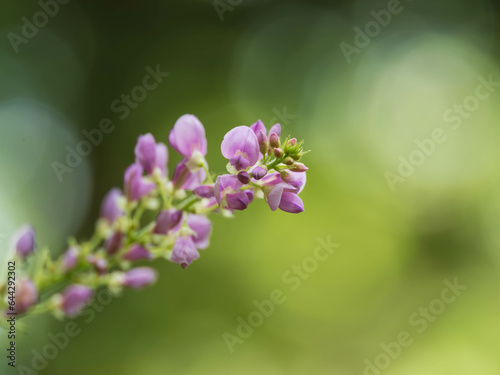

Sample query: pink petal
[187,215,212,249]
[221,126,260,167]
[269,123,281,137]
[279,192,304,213]
[169,114,207,158]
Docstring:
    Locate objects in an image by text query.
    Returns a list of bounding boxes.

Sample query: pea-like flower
[221,126,260,170]
[62,246,79,273]
[123,267,158,289]
[251,166,267,180]
[171,236,200,269]
[280,170,307,194]
[60,285,93,317]
[123,244,153,261]
[104,231,124,255]
[261,172,305,214]
[100,188,124,223]
[187,214,212,249]
[134,133,168,176]
[153,209,183,235]
[193,184,215,198]
[172,159,206,190]
[13,278,38,315]
[214,174,251,211]
[12,225,36,259]
[169,115,207,164]
[87,254,108,275]
[250,120,281,154]
[124,163,155,202]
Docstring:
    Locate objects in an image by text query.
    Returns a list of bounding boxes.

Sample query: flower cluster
[0,115,309,321]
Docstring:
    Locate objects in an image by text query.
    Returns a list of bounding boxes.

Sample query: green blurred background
[2,0,500,374]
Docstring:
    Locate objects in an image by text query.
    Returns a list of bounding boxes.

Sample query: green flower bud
[289,162,308,172]
[274,148,284,158]
[269,133,280,148]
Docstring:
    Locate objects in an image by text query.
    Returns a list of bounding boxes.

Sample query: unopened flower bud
[13,278,38,315]
[269,133,280,148]
[101,188,124,223]
[123,267,157,289]
[237,171,250,184]
[12,225,36,259]
[123,244,153,261]
[290,162,308,172]
[256,131,268,154]
[171,236,200,269]
[62,247,79,273]
[60,285,93,317]
[252,166,267,180]
[87,255,107,274]
[288,138,297,146]
[104,231,123,255]
[134,133,168,176]
[284,157,294,165]
[274,148,284,158]
[124,163,155,202]
[153,209,183,235]
[194,185,215,198]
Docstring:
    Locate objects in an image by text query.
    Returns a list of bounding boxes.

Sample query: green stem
[203,163,214,184]
[178,195,200,211]
[132,205,145,226]
[266,158,282,171]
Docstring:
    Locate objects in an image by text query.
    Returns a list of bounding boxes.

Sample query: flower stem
[266,158,281,171]
[203,163,214,184]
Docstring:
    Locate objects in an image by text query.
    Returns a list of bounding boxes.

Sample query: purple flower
[134,133,168,175]
[172,159,206,190]
[250,120,267,137]
[221,126,260,170]
[123,267,157,289]
[251,166,267,180]
[237,171,250,184]
[280,170,307,193]
[169,114,207,159]
[269,132,280,148]
[245,190,254,204]
[155,143,168,175]
[214,174,251,211]
[261,173,305,213]
[104,231,123,255]
[269,123,281,137]
[100,188,123,223]
[62,247,79,273]
[199,197,218,211]
[193,185,215,198]
[123,244,153,261]
[60,285,93,317]
[12,225,36,259]
[278,191,304,213]
[87,255,108,274]
[187,215,211,249]
[290,162,308,172]
[13,278,38,315]
[171,236,200,268]
[124,163,155,202]
[153,209,183,235]
[250,120,282,139]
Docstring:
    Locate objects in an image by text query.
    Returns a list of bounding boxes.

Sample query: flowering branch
[1,115,309,322]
